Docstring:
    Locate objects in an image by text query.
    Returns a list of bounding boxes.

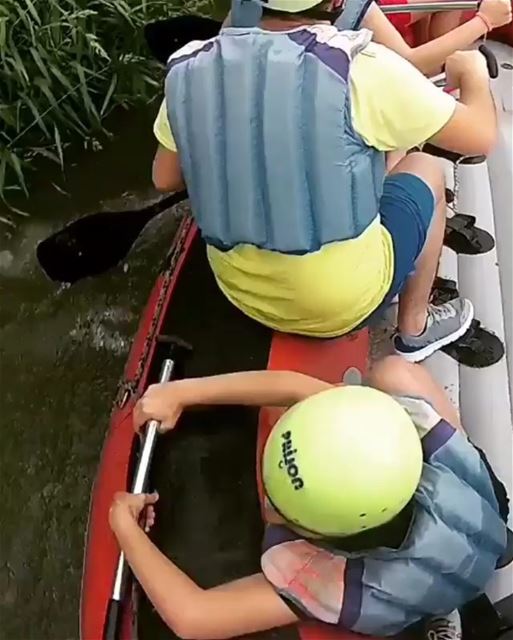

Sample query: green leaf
[53,124,64,168]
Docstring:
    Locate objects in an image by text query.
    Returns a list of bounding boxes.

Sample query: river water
[0,106,183,639]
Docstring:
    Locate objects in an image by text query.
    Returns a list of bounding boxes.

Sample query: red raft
[80,216,374,640]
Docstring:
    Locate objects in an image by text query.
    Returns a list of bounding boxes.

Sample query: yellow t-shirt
[154,41,455,337]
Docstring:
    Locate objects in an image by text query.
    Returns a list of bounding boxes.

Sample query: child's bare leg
[389,153,446,337]
[386,150,407,173]
[429,10,464,39]
[367,355,462,430]
[411,15,432,45]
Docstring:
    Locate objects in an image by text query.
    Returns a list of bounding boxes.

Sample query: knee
[396,152,445,199]
[367,355,418,394]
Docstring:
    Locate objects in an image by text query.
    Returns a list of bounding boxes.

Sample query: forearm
[408,17,487,75]
[114,520,202,631]
[176,370,332,409]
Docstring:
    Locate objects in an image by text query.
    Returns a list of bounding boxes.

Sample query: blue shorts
[361,172,435,327]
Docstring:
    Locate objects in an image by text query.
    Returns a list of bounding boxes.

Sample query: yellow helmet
[263,386,423,537]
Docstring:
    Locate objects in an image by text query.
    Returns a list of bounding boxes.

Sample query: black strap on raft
[444,214,495,256]
[429,278,505,367]
[423,143,486,165]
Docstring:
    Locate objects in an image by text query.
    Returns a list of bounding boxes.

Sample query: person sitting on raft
[109,356,510,640]
[152,0,499,363]
[222,0,512,75]
[378,0,509,71]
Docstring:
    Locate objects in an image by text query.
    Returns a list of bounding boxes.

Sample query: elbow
[169,621,199,640]
[152,175,185,194]
[152,170,178,193]
[460,135,496,158]
[442,128,498,159]
[167,621,212,640]
[153,177,175,193]
[152,154,185,193]
[162,605,215,640]
[475,130,497,157]
[162,611,196,639]
[461,126,498,158]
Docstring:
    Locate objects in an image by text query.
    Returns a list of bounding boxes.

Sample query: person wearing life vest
[109,356,510,640]
[365,0,510,73]
[222,0,512,74]
[152,0,499,362]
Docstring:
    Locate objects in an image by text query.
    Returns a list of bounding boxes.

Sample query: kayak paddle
[37,16,223,286]
[37,191,187,284]
[36,16,216,285]
[104,337,192,640]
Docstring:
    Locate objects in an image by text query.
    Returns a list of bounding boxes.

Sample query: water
[0,106,182,639]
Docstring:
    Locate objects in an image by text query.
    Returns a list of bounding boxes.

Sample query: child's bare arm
[134,370,332,432]
[362,2,491,76]
[110,493,297,639]
[174,370,331,407]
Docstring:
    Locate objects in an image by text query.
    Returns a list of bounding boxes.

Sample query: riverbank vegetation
[0,0,219,211]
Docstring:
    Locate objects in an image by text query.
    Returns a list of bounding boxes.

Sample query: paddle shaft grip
[104,600,122,640]
[433,40,499,87]
[104,357,176,640]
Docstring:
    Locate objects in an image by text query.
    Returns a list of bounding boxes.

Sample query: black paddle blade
[37,192,187,284]
[144,15,222,65]
[37,209,152,284]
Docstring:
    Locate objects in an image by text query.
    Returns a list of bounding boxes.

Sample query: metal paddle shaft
[380,0,479,13]
[104,357,176,640]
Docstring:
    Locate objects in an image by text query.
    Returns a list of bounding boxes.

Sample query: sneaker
[394,298,474,363]
[425,609,462,640]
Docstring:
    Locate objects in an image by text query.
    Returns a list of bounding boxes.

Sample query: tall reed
[0,0,212,209]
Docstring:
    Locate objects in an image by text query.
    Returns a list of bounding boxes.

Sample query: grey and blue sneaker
[394,298,474,363]
[425,609,462,640]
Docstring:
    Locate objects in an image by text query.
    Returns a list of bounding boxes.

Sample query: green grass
[0,0,218,211]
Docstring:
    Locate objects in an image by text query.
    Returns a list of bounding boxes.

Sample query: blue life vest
[260,397,508,636]
[164,19,385,253]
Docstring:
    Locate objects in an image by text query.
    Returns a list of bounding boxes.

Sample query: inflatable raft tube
[424,39,513,610]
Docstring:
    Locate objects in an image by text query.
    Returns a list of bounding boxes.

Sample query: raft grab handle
[431,42,499,85]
